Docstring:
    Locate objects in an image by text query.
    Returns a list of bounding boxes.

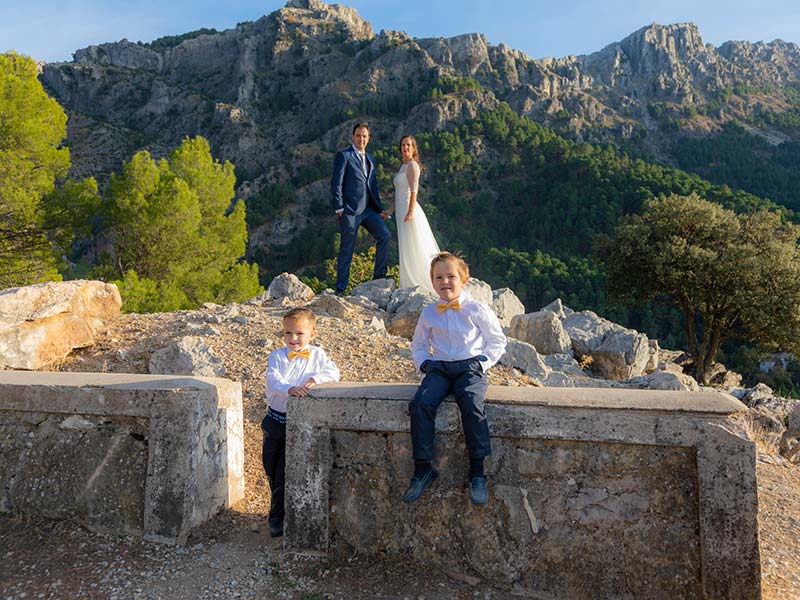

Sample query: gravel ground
[1,298,798,599]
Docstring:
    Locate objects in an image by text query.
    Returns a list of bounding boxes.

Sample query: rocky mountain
[35,0,800,319]
[41,0,800,185]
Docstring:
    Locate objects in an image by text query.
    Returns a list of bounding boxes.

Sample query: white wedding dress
[393,160,440,292]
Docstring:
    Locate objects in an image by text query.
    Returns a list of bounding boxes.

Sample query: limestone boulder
[645,339,660,374]
[740,383,776,408]
[500,338,551,380]
[386,288,437,339]
[780,403,800,462]
[0,280,121,370]
[591,330,651,380]
[540,298,571,319]
[386,287,435,314]
[266,273,315,302]
[705,362,743,388]
[500,340,588,387]
[148,336,226,377]
[562,310,619,356]
[622,370,700,391]
[509,311,572,355]
[464,278,493,305]
[351,279,396,310]
[743,406,786,455]
[309,293,358,319]
[491,288,525,328]
[343,294,379,311]
[542,353,586,378]
[561,310,651,380]
[386,311,421,339]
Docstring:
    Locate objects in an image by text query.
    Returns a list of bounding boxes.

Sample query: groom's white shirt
[411,291,507,373]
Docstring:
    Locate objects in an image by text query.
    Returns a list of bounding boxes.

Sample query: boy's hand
[288,378,317,397]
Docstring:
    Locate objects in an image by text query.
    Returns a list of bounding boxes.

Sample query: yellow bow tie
[437,299,461,313]
[288,348,310,361]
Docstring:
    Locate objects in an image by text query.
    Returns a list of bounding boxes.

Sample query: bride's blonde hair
[399,135,422,170]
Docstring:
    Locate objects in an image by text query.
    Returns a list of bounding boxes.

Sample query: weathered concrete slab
[0,371,244,545]
[286,383,760,600]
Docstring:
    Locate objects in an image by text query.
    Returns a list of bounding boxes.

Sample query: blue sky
[3,0,799,63]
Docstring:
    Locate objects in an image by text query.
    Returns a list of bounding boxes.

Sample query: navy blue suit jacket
[331,145,383,215]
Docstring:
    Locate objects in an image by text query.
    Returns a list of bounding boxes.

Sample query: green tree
[98,136,261,311]
[599,193,800,383]
[0,52,70,286]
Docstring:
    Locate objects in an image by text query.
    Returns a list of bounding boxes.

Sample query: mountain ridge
[40,1,800,184]
[33,1,800,321]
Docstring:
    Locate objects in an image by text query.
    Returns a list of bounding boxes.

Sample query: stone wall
[0,371,244,545]
[286,384,761,600]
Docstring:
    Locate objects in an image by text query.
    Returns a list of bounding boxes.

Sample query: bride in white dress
[384,135,441,292]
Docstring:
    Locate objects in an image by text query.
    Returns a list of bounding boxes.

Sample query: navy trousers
[336,205,391,293]
[410,357,491,462]
[261,414,286,525]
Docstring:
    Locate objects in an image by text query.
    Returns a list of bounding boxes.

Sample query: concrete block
[0,371,244,545]
[286,383,760,599]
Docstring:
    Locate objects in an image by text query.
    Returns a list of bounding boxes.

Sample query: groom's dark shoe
[402,467,438,503]
[468,476,489,506]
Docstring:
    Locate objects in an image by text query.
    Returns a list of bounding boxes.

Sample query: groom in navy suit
[331,122,391,295]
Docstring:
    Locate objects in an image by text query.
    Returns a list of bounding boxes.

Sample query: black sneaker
[468,476,488,506]
[402,467,439,503]
[268,519,284,538]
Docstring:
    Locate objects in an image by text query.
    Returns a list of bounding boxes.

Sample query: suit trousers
[336,205,391,293]
[410,357,491,462]
[261,415,286,525]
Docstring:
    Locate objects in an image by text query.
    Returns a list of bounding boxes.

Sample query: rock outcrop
[7,273,798,466]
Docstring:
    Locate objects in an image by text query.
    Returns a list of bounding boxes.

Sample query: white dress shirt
[266,345,340,413]
[410,292,507,373]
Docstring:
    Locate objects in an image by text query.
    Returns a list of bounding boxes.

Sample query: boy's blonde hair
[283,307,317,327]
[429,251,470,282]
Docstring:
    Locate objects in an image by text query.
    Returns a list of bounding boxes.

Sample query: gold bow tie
[288,348,310,361]
[437,300,461,313]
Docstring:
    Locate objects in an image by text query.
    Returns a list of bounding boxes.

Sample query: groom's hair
[429,251,470,282]
[352,122,370,134]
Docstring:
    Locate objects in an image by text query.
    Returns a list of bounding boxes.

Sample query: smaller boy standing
[406,252,507,505]
[262,307,340,538]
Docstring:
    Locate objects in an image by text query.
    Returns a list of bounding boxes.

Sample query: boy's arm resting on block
[410,310,433,373]
[266,351,294,394]
[476,303,507,371]
[306,349,341,385]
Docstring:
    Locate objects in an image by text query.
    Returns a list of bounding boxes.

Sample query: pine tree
[99,136,261,311]
[0,52,70,286]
